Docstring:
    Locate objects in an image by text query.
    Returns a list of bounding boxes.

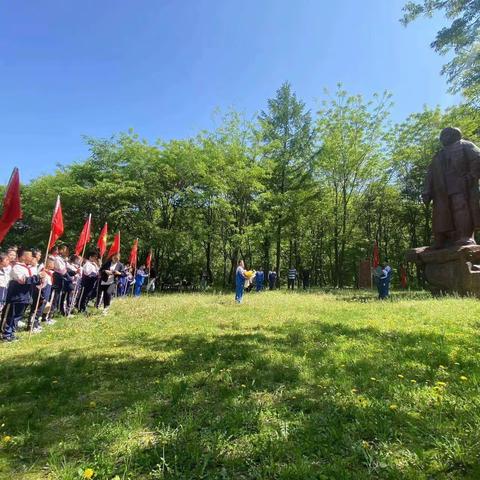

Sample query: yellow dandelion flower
[351,388,358,394]
[410,379,417,384]
[83,468,95,479]
[389,404,398,411]
[398,374,404,379]
[435,381,447,387]
[2,435,12,443]
[460,376,468,381]
[370,377,376,381]
[89,401,96,409]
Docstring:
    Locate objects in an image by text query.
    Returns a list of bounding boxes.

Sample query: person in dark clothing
[378,263,393,300]
[268,269,277,290]
[97,254,124,312]
[302,268,310,289]
[255,268,265,292]
[77,251,99,313]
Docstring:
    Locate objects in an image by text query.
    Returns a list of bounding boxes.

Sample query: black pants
[2,303,28,339]
[287,278,295,290]
[78,277,97,312]
[97,283,114,308]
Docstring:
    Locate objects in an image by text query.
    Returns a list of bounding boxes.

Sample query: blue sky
[1,0,459,184]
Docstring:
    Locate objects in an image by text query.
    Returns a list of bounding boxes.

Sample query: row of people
[0,245,154,342]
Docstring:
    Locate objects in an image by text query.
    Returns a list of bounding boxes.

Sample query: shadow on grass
[1,321,479,479]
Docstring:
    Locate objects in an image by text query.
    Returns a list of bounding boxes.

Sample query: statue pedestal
[406,245,480,296]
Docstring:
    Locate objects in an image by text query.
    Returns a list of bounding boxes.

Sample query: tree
[258,82,315,284]
[316,86,392,287]
[401,0,480,104]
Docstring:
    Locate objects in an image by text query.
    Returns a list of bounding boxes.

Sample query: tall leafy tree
[316,87,392,286]
[258,82,315,283]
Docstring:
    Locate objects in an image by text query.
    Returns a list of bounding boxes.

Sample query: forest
[2,89,478,289]
[2,1,480,289]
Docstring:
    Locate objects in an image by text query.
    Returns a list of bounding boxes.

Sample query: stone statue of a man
[422,127,480,249]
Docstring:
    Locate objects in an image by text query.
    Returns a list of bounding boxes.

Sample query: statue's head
[440,127,462,146]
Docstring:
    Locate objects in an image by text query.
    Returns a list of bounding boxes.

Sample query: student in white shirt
[0,252,10,313]
[78,252,99,313]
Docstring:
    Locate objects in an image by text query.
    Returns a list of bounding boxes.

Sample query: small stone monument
[358,259,372,289]
[406,127,480,296]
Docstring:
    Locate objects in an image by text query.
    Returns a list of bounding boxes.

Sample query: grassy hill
[1,291,480,479]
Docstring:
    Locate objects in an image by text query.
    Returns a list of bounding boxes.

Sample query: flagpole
[146,248,152,296]
[95,254,104,308]
[70,213,91,313]
[29,228,53,338]
[131,238,138,297]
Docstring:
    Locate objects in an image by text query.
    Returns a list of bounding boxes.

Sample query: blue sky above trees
[1,0,459,183]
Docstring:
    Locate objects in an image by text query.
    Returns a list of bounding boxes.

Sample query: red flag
[129,238,138,267]
[75,214,92,256]
[145,249,152,269]
[97,222,108,257]
[107,231,121,258]
[372,242,380,268]
[400,265,407,289]
[0,168,22,244]
[48,195,64,251]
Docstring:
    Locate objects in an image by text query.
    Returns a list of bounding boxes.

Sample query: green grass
[1,290,480,479]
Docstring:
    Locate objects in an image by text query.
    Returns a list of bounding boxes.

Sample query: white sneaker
[17,320,26,329]
[32,327,42,334]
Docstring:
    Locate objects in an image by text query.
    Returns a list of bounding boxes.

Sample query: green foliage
[1,292,480,479]
[401,0,480,104]
[2,83,479,288]
[316,86,392,286]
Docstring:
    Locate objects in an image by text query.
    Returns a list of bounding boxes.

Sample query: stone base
[406,245,480,296]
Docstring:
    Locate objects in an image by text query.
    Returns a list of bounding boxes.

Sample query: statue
[422,127,480,249]
[406,128,480,297]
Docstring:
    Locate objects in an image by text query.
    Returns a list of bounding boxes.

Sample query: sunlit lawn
[1,290,480,479]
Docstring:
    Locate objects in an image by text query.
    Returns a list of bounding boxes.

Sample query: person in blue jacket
[255,267,265,292]
[235,260,246,303]
[379,263,392,299]
[1,247,44,342]
[134,265,149,296]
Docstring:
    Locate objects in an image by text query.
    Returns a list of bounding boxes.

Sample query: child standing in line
[0,253,10,314]
[2,248,45,342]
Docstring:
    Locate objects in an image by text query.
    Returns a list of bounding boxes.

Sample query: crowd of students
[0,244,154,342]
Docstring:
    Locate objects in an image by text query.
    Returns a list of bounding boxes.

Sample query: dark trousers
[287,278,295,290]
[28,288,41,328]
[2,303,28,339]
[78,278,96,312]
[97,283,114,308]
[36,285,52,324]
